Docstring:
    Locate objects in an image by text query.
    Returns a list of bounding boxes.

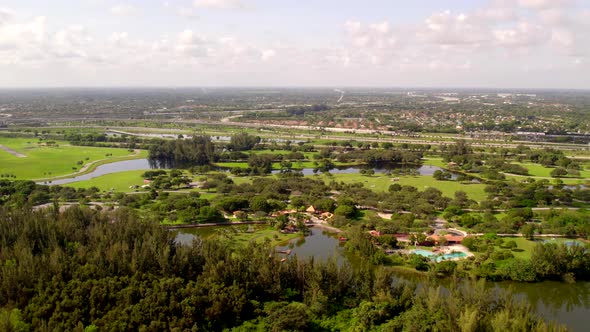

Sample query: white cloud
[164,2,199,19]
[493,21,546,47]
[0,7,16,25]
[176,7,199,19]
[418,11,491,46]
[473,6,517,22]
[345,20,397,49]
[0,16,46,50]
[193,0,245,10]
[517,0,573,10]
[261,49,275,61]
[55,26,91,47]
[1,0,589,87]
[110,4,139,16]
[108,32,129,46]
[175,29,210,57]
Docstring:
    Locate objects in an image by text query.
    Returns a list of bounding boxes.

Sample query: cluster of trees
[483,179,589,210]
[0,180,99,207]
[537,209,590,237]
[550,167,580,178]
[285,103,329,116]
[148,135,217,168]
[64,132,148,149]
[141,169,191,190]
[335,149,423,165]
[461,235,590,282]
[0,205,564,331]
[486,158,529,175]
[526,149,578,169]
[143,192,224,224]
[228,132,261,151]
[444,205,589,237]
[442,140,473,165]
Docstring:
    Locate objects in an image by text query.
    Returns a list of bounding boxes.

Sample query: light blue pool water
[411,249,467,262]
[412,249,435,257]
[435,252,467,262]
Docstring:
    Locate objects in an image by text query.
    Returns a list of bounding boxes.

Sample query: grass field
[509,162,590,179]
[495,237,537,259]
[318,173,488,202]
[422,157,448,168]
[0,137,144,179]
[181,225,300,247]
[65,170,148,192]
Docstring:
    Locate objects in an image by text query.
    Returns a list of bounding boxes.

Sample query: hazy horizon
[1,0,589,89]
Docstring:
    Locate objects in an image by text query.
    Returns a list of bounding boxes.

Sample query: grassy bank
[0,137,144,179]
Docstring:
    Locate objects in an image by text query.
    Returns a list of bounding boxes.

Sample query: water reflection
[276,227,348,264]
[42,159,153,185]
[44,158,460,186]
[174,224,590,331]
[495,281,590,331]
[271,164,456,177]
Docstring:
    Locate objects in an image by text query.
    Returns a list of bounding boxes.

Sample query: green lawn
[509,162,590,180]
[183,225,301,247]
[0,137,144,179]
[65,170,148,192]
[319,173,487,202]
[422,157,448,168]
[494,237,537,259]
[230,176,255,185]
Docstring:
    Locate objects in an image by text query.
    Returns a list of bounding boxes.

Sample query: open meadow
[0,137,146,180]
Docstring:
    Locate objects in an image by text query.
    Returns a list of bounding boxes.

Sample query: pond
[271,164,458,177]
[275,226,353,265]
[174,225,590,331]
[41,158,458,186]
[496,280,590,331]
[41,158,154,185]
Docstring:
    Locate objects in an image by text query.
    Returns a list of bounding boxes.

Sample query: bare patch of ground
[0,144,26,157]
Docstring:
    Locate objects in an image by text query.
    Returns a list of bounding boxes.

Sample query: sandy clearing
[0,144,26,158]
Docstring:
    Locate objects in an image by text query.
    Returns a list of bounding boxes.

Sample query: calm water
[42,159,153,185]
[41,158,456,185]
[271,164,454,176]
[175,225,590,331]
[275,227,351,264]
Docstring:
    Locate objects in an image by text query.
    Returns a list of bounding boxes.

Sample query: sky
[1,0,589,89]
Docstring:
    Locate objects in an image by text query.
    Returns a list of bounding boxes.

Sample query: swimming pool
[411,249,467,262]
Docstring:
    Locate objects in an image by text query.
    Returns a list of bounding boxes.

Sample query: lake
[40,158,459,185]
[272,164,457,177]
[41,158,153,185]
[174,225,590,331]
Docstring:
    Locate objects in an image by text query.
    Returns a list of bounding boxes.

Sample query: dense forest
[0,205,566,331]
[148,136,217,168]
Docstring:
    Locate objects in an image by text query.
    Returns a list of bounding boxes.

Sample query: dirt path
[221,114,243,123]
[0,144,26,157]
